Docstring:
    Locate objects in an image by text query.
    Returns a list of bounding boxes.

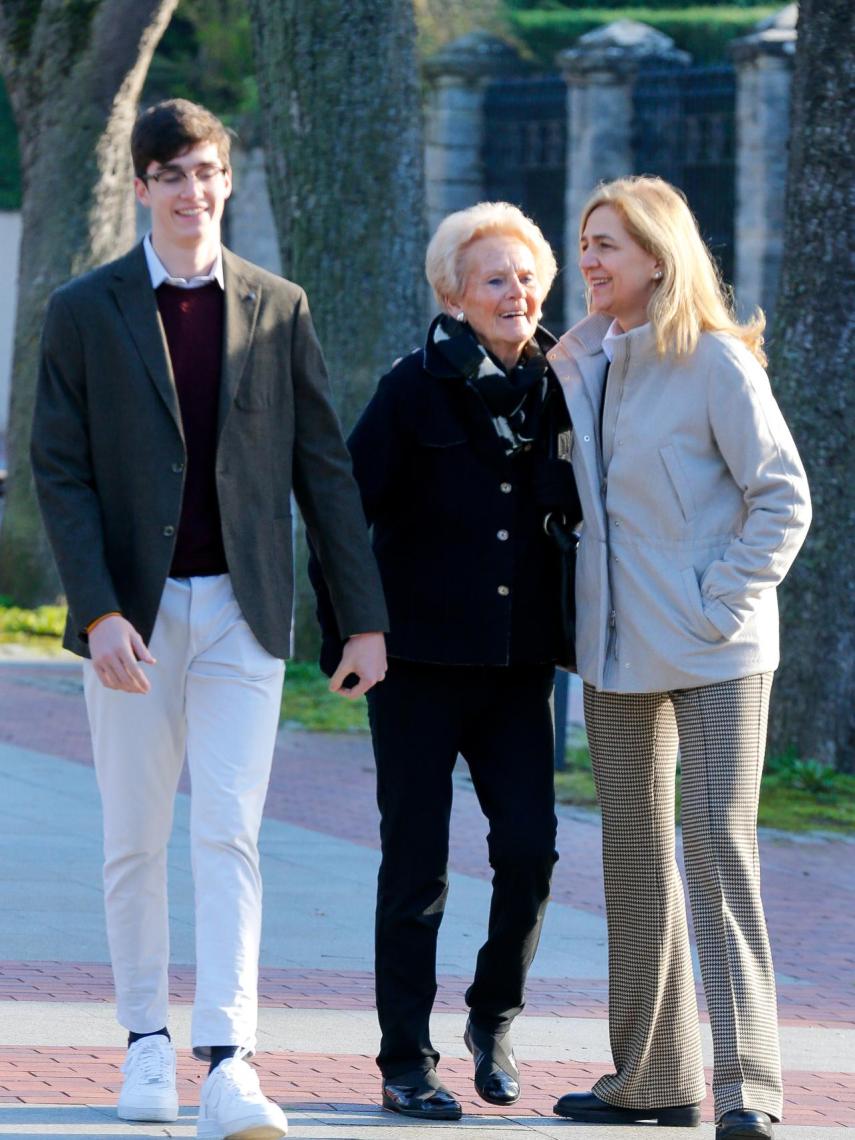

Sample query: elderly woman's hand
[329,631,388,699]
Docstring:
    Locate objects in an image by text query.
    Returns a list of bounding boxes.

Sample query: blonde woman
[547,177,810,1140]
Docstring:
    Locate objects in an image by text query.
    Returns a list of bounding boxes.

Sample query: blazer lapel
[219,248,262,434]
[109,245,182,433]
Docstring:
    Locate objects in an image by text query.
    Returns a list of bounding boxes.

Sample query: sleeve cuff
[702,596,743,641]
[85,611,122,635]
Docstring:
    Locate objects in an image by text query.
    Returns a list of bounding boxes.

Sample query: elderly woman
[312,202,579,1119]
[547,177,810,1140]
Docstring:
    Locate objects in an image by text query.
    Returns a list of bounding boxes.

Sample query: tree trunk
[249,0,426,659]
[0,0,178,604]
[767,0,855,770]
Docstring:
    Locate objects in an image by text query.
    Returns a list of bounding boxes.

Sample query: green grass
[556,740,855,835]
[554,742,600,808]
[280,660,369,734]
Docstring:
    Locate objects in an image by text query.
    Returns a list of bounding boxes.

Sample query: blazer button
[583,434,591,442]
[497,585,510,596]
[497,529,509,541]
[162,525,175,537]
[500,482,512,494]
[172,461,184,473]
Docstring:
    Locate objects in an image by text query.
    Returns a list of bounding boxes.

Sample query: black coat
[313,323,579,673]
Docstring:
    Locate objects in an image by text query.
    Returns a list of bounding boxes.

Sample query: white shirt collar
[143,233,224,290]
[602,319,650,363]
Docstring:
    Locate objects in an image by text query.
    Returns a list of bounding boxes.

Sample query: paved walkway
[0,659,853,1139]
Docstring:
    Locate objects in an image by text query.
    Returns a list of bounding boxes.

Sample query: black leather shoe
[717,1110,774,1140]
[554,1090,701,1126]
[382,1068,462,1120]
[464,1018,520,1106]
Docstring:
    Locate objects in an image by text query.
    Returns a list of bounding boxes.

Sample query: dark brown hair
[131,98,231,177]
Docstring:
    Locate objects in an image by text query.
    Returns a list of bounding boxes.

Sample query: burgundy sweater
[156,282,228,577]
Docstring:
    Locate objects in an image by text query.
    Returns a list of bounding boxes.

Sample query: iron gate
[633,64,737,284]
[483,76,567,334]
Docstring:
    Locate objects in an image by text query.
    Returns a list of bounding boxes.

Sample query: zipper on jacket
[606,608,617,660]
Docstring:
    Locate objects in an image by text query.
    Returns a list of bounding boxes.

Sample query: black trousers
[367,658,558,1078]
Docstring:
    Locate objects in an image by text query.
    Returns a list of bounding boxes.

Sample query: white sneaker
[198,1050,287,1139]
[117,1034,179,1122]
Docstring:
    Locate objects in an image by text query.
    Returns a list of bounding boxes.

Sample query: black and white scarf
[427,313,551,456]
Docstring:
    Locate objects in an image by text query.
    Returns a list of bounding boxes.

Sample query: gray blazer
[548,315,811,692]
[31,242,388,658]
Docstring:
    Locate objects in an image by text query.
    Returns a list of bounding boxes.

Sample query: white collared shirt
[602,319,651,363]
[143,233,224,290]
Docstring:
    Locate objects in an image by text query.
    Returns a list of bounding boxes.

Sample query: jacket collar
[219,248,262,433]
[109,244,181,433]
[604,320,659,371]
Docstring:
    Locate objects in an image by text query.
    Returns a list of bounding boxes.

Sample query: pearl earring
[456,311,466,322]
[653,271,663,280]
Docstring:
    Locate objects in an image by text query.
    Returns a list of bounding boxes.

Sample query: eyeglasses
[141,164,228,188]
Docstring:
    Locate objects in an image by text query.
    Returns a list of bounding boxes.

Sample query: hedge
[507,6,780,65]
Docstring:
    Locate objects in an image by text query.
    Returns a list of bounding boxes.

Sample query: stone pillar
[730,5,797,323]
[423,32,524,241]
[559,21,690,326]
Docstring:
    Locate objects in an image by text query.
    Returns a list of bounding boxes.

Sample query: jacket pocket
[680,566,723,643]
[659,445,697,523]
[414,421,467,449]
[234,372,286,410]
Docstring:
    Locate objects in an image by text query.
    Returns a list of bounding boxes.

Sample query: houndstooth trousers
[584,673,783,1122]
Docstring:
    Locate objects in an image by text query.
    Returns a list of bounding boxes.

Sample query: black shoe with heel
[381,1067,462,1120]
[717,1109,774,1140]
[553,1090,701,1126]
[464,1017,520,1106]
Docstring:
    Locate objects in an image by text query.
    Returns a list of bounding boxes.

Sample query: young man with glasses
[32,98,388,1139]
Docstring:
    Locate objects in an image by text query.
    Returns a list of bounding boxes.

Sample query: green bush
[507,6,779,65]
[506,0,771,10]
[0,600,66,638]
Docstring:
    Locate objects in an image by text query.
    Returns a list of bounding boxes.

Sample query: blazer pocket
[234,375,285,410]
[680,567,723,643]
[659,445,697,523]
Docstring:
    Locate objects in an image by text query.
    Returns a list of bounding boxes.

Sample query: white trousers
[83,575,284,1058]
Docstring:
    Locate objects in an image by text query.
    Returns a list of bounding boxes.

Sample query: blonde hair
[426,201,557,307]
[580,176,766,364]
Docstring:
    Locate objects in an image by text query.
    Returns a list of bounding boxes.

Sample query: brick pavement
[1,661,854,1128]
[1,1049,854,1127]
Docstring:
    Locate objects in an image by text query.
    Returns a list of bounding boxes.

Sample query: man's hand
[88,615,156,694]
[328,632,387,700]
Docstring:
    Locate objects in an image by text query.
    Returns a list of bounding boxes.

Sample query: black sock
[209,1045,240,1074]
[128,1027,170,1048]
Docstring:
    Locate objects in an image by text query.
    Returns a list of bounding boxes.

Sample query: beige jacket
[547,315,811,692]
